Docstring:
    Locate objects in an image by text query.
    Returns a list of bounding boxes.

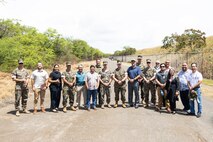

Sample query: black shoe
[128,104,133,107]
[197,113,201,118]
[187,112,195,116]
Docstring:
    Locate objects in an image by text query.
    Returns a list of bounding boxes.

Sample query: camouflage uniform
[113,68,127,103]
[136,62,145,102]
[143,66,156,105]
[62,71,76,107]
[12,68,30,111]
[99,69,112,105]
[95,64,102,105]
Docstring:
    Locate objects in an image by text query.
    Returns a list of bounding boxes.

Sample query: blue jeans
[86,89,97,109]
[190,88,202,114]
[128,81,139,105]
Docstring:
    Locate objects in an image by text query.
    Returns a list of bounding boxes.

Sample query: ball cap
[117,60,122,64]
[66,61,72,65]
[103,61,108,64]
[146,59,151,63]
[131,59,136,62]
[78,64,83,68]
[137,55,143,60]
[18,59,24,64]
[156,60,160,63]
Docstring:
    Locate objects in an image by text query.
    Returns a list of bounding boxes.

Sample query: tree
[162,29,206,51]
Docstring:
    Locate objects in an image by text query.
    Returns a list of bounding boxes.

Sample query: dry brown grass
[0,72,14,99]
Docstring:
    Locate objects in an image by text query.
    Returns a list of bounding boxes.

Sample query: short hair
[191,63,197,67]
[90,65,95,68]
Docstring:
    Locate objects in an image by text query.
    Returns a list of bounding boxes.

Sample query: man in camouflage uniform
[62,61,76,113]
[11,59,31,116]
[99,61,113,109]
[112,60,127,108]
[142,59,156,108]
[95,58,102,106]
[136,55,145,104]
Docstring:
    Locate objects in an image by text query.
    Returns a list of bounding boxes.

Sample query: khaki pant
[34,88,46,109]
[157,87,170,109]
[76,85,87,107]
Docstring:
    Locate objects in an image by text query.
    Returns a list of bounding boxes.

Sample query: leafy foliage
[0,19,105,72]
[113,46,136,56]
[162,29,206,51]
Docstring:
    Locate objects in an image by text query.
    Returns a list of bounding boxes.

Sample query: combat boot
[70,106,77,111]
[23,109,30,114]
[101,104,105,109]
[114,102,118,108]
[63,107,67,113]
[16,110,20,117]
[122,103,126,108]
[107,104,112,108]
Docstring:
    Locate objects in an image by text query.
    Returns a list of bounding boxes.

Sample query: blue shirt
[76,71,85,86]
[178,69,192,91]
[127,66,141,79]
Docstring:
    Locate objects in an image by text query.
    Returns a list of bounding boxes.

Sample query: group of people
[11,56,203,118]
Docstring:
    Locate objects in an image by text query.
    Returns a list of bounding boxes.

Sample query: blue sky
[0,0,213,53]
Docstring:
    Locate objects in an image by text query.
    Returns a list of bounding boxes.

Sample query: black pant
[180,90,190,110]
[50,88,61,109]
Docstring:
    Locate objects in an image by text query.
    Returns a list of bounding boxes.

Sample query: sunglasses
[160,66,165,68]
[147,62,151,64]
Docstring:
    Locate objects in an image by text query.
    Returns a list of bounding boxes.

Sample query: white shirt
[187,71,203,87]
[85,71,99,90]
[31,69,49,89]
[178,69,192,91]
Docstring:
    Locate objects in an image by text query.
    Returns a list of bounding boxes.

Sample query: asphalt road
[0,59,213,142]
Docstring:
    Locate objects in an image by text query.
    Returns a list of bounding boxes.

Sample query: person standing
[61,62,76,113]
[12,59,30,116]
[165,60,172,72]
[142,59,156,108]
[85,65,100,111]
[155,63,170,112]
[127,59,142,108]
[99,61,113,109]
[48,64,62,113]
[31,63,49,114]
[177,63,191,111]
[112,60,127,108]
[187,63,203,118]
[165,68,180,114]
[136,55,145,105]
[76,64,86,109]
[154,60,161,73]
[95,58,102,106]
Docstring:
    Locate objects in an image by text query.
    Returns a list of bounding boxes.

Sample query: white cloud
[0,0,213,53]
